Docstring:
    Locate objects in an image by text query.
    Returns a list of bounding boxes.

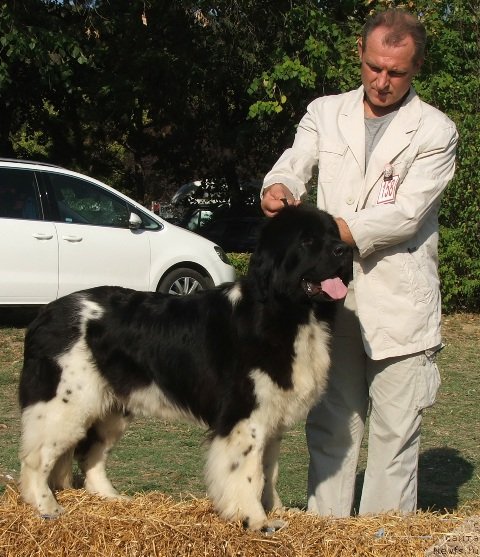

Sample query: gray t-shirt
[365,111,398,165]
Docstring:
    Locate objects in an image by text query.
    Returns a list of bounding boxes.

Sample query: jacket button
[346,196,355,205]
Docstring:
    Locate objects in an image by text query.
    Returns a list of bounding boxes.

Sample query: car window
[0,168,41,220]
[185,208,214,231]
[136,210,161,230]
[48,173,131,227]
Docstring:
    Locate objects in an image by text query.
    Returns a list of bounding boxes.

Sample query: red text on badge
[377,175,400,204]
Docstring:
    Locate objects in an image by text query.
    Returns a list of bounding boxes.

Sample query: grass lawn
[0,310,478,513]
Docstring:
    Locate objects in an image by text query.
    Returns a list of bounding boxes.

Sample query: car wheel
[157,268,212,295]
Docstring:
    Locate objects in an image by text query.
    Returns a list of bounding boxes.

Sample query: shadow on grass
[417,447,474,511]
[0,307,40,328]
[353,447,474,513]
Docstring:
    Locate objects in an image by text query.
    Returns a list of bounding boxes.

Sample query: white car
[0,159,236,305]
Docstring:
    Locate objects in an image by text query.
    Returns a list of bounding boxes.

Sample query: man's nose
[376,70,389,90]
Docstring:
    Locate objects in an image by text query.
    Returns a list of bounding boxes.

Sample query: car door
[44,172,152,297]
[0,168,58,304]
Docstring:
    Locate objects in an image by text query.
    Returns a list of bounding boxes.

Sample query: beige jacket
[263,86,458,359]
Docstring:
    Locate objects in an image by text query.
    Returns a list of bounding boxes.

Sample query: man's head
[358,9,426,117]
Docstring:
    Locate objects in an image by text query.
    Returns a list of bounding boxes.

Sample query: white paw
[39,501,64,519]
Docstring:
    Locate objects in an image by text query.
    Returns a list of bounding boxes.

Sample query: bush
[437,114,480,313]
[439,226,480,313]
[227,252,251,277]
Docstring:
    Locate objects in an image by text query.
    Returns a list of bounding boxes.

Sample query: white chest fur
[250,313,331,432]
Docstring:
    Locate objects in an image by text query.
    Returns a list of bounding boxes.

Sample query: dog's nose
[333,243,348,257]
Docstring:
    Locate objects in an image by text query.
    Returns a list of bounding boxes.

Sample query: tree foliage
[0,0,478,310]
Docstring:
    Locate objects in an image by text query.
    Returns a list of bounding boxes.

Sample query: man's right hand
[261,183,300,217]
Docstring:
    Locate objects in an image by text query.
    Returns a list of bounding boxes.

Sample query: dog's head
[247,205,353,304]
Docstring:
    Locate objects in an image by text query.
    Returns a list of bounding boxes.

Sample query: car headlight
[214,246,231,265]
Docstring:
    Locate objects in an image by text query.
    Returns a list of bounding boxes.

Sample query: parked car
[0,159,236,305]
[179,204,266,253]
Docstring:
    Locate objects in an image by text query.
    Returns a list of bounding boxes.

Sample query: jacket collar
[339,86,421,207]
[338,86,366,174]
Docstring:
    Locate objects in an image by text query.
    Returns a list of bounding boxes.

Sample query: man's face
[358,26,422,117]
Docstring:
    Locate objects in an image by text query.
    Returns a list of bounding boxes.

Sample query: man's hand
[261,183,300,217]
[335,217,356,247]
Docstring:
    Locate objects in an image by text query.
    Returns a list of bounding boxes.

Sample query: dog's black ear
[246,247,274,301]
[246,207,298,301]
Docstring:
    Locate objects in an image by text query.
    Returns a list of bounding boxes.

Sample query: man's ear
[414,56,424,75]
[357,37,363,60]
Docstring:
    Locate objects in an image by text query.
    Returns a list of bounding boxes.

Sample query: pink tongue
[320,277,348,300]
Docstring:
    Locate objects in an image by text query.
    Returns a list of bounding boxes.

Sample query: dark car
[180,204,266,253]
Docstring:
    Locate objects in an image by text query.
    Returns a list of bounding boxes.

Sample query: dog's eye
[300,237,314,248]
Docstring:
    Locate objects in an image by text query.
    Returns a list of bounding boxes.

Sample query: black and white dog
[18,204,352,531]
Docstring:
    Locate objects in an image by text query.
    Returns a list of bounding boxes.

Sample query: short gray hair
[361,9,427,65]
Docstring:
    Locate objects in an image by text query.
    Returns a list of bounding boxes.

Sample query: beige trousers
[306,289,441,516]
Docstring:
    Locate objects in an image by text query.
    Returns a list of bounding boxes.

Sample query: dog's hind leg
[19,401,89,518]
[75,410,131,499]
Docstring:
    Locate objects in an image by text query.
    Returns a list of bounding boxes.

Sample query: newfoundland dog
[18,204,352,531]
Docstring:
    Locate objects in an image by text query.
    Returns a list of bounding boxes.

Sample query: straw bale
[0,485,477,557]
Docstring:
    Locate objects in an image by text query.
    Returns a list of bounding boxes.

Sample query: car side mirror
[129,212,143,230]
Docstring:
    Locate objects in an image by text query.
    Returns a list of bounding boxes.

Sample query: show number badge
[377,163,399,204]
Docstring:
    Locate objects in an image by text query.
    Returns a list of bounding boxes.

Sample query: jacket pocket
[414,352,441,411]
[318,140,347,182]
[401,249,434,305]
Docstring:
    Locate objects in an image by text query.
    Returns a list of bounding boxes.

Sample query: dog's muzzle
[302,277,348,301]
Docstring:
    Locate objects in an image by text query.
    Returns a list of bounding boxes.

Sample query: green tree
[0,1,90,159]
[2,1,306,204]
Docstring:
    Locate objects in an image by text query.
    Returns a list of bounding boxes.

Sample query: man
[261,9,458,516]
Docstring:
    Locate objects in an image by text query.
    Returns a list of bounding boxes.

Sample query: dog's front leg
[261,434,283,512]
[205,423,286,532]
